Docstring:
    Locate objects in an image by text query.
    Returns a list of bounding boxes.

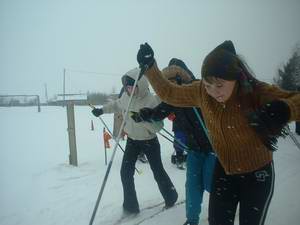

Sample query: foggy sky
[1,0,300,102]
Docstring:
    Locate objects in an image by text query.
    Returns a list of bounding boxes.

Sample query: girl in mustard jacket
[136,41,300,225]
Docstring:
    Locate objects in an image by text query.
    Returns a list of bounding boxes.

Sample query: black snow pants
[296,121,300,135]
[121,137,177,212]
[208,160,275,225]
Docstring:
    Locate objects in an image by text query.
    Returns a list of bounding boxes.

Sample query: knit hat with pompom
[201,40,241,81]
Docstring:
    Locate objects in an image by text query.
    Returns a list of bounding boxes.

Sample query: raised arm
[137,43,202,108]
[102,97,123,114]
[257,82,300,121]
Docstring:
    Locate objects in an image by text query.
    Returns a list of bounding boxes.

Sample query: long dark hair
[203,45,286,151]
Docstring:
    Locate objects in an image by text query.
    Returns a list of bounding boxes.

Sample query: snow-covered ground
[0,106,300,225]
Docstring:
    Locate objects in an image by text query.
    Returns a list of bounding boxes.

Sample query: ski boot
[176,155,186,170]
[183,221,198,225]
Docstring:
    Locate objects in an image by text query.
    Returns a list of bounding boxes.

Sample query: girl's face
[126,85,138,96]
[203,78,236,103]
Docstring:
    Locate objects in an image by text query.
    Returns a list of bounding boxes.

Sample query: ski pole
[192,107,213,146]
[161,127,189,151]
[158,131,176,145]
[192,108,217,157]
[158,131,189,152]
[88,66,147,225]
[161,127,175,138]
[287,127,300,151]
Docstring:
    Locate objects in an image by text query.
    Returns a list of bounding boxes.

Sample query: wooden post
[66,102,78,166]
[36,95,41,112]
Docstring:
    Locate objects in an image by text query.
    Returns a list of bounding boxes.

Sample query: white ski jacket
[102,68,163,140]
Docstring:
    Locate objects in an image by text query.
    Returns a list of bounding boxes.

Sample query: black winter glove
[139,108,154,122]
[248,100,290,131]
[91,108,103,117]
[130,108,153,123]
[137,42,155,69]
[247,100,290,151]
[130,111,144,123]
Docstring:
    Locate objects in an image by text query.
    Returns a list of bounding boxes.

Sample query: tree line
[274,45,300,91]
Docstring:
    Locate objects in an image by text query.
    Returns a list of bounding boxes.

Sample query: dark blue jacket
[150,101,213,154]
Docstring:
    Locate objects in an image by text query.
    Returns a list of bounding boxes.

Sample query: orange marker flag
[103,128,112,148]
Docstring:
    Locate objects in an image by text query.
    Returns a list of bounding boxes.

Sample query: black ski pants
[208,160,275,225]
[121,137,177,211]
[296,121,300,135]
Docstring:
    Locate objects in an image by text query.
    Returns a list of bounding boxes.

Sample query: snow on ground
[0,106,300,225]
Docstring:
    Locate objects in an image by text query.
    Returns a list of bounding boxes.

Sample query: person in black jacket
[131,59,216,225]
[296,121,300,135]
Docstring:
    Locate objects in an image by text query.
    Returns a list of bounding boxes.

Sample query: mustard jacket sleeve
[258,82,300,121]
[145,62,203,108]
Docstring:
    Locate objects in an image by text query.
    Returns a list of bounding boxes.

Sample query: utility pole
[63,68,66,107]
[44,83,48,104]
[36,95,41,112]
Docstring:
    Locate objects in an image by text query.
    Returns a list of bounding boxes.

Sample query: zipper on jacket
[219,102,231,173]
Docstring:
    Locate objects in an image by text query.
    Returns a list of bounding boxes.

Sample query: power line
[65,68,122,77]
